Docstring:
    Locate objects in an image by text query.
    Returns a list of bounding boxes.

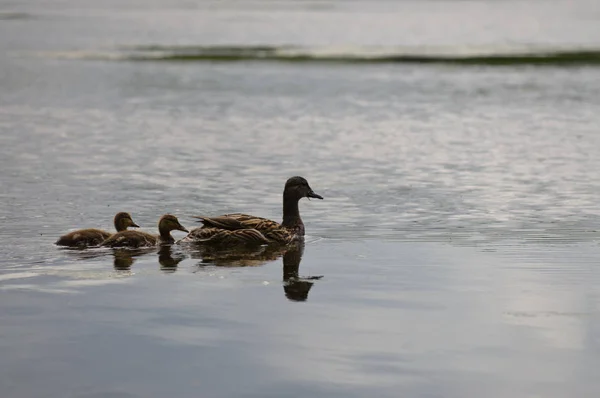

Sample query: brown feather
[197,216,246,230]
[55,228,112,247]
[100,231,158,248]
[181,227,269,246]
[188,213,297,245]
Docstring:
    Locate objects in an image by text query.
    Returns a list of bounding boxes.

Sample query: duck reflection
[189,241,323,301]
[282,242,323,302]
[190,243,286,267]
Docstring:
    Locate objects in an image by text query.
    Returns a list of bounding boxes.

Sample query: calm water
[2,1,600,397]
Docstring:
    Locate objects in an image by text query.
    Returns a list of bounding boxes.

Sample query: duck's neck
[158,227,174,243]
[114,219,126,232]
[281,194,303,231]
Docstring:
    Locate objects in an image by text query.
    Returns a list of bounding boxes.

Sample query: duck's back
[197,213,297,244]
[100,230,157,248]
[56,228,112,247]
[182,227,270,246]
[199,213,279,230]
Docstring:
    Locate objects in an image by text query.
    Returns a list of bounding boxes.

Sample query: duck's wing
[180,227,269,246]
[191,213,296,244]
[56,228,111,247]
[192,215,245,230]
[262,229,297,244]
[100,231,157,248]
[193,213,281,231]
[229,215,296,243]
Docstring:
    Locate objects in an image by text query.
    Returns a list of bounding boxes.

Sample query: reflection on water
[60,239,325,299]
[188,243,286,268]
[60,245,186,273]
[282,242,323,302]
[158,245,185,273]
[112,248,157,271]
[187,241,323,301]
[111,246,186,273]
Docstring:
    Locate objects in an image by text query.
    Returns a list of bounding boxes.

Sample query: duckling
[55,212,139,247]
[182,176,323,245]
[100,214,188,248]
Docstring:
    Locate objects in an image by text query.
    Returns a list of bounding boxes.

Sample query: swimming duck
[100,214,188,248]
[182,176,323,245]
[55,212,139,247]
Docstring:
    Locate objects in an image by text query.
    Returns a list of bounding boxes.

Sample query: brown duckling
[182,176,323,246]
[100,214,188,248]
[55,212,139,247]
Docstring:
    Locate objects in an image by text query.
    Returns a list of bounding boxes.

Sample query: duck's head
[158,214,189,234]
[284,176,323,201]
[114,212,139,232]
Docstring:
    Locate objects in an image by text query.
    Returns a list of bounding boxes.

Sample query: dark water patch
[49,45,600,67]
[0,11,33,20]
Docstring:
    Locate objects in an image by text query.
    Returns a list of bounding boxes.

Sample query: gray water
[2,1,600,397]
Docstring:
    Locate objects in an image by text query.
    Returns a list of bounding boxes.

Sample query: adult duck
[55,212,139,247]
[182,176,323,246]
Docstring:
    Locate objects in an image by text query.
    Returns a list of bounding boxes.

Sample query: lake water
[1,0,600,397]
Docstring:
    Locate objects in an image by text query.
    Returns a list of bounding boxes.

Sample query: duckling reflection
[110,246,185,272]
[282,242,323,302]
[59,245,143,266]
[112,248,156,271]
[60,246,108,261]
[158,245,185,273]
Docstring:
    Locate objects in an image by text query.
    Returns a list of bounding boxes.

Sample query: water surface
[1,1,600,397]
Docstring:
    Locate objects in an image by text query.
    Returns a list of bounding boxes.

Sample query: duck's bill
[131,222,140,228]
[177,225,189,233]
[307,191,323,200]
